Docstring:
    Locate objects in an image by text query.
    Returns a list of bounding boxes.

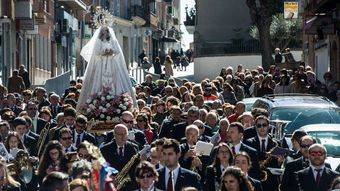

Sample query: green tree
[250,13,302,51]
[246,0,282,70]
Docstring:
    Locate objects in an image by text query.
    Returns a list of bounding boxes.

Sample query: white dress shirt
[165,165,180,189]
[258,135,269,151]
[310,164,325,180]
[116,144,125,156]
[74,131,84,145]
[232,142,242,154]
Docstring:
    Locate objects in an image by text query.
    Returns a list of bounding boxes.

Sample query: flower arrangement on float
[78,87,133,131]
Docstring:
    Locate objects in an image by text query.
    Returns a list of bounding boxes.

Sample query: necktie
[315,169,322,185]
[261,139,266,152]
[232,146,236,155]
[167,171,173,191]
[118,147,124,157]
[76,134,81,147]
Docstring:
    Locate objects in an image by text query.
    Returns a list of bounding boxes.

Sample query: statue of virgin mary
[76,26,136,111]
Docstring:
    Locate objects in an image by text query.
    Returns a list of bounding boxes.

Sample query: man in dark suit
[48,94,62,119]
[105,111,146,149]
[179,125,211,183]
[25,101,48,135]
[52,107,77,139]
[59,127,77,153]
[7,70,25,94]
[22,115,39,140]
[12,117,37,156]
[34,87,50,110]
[288,130,308,160]
[280,135,315,191]
[5,93,23,116]
[73,115,96,146]
[159,106,183,139]
[294,144,339,191]
[227,122,260,180]
[244,115,281,190]
[155,138,201,190]
[172,106,200,142]
[100,124,138,171]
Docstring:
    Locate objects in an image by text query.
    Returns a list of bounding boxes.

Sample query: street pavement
[147,62,195,82]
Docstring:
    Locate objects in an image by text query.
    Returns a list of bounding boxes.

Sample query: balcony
[129,5,147,26]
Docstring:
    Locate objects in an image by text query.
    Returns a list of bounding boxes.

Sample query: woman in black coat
[153,57,162,75]
[204,143,234,191]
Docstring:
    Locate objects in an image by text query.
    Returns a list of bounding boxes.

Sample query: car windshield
[307,131,340,157]
[270,107,340,134]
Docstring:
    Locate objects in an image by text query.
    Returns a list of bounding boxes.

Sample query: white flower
[116,109,121,114]
[89,104,95,109]
[102,108,107,113]
[93,100,97,104]
[86,99,91,104]
[106,116,111,120]
[99,106,104,110]
[106,95,111,99]
[101,96,105,101]
[119,104,124,108]
[112,117,120,122]
[100,114,105,119]
[86,108,91,113]
[121,106,127,110]
[124,98,129,102]
[124,102,128,106]
[106,103,111,107]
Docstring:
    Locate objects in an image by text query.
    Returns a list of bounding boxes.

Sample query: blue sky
[180,0,195,50]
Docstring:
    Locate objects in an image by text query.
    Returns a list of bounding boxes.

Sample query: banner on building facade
[284,1,298,19]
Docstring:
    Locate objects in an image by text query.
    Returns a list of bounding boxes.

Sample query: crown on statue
[93,7,114,28]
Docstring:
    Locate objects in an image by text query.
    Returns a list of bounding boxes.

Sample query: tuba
[37,123,50,157]
[269,119,291,141]
[114,145,151,190]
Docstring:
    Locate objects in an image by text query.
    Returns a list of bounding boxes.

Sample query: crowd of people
[138,49,191,77]
[0,62,339,191]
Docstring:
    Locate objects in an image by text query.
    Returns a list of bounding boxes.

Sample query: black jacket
[23,134,37,156]
[158,118,182,139]
[280,157,310,191]
[204,164,223,191]
[73,130,97,146]
[105,128,146,150]
[248,176,263,191]
[295,166,339,191]
[239,143,261,180]
[100,140,138,171]
[155,167,202,191]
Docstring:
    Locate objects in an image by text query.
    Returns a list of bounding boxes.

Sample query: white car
[298,124,340,170]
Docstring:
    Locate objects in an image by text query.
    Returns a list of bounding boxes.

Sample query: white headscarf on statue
[77,26,136,111]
